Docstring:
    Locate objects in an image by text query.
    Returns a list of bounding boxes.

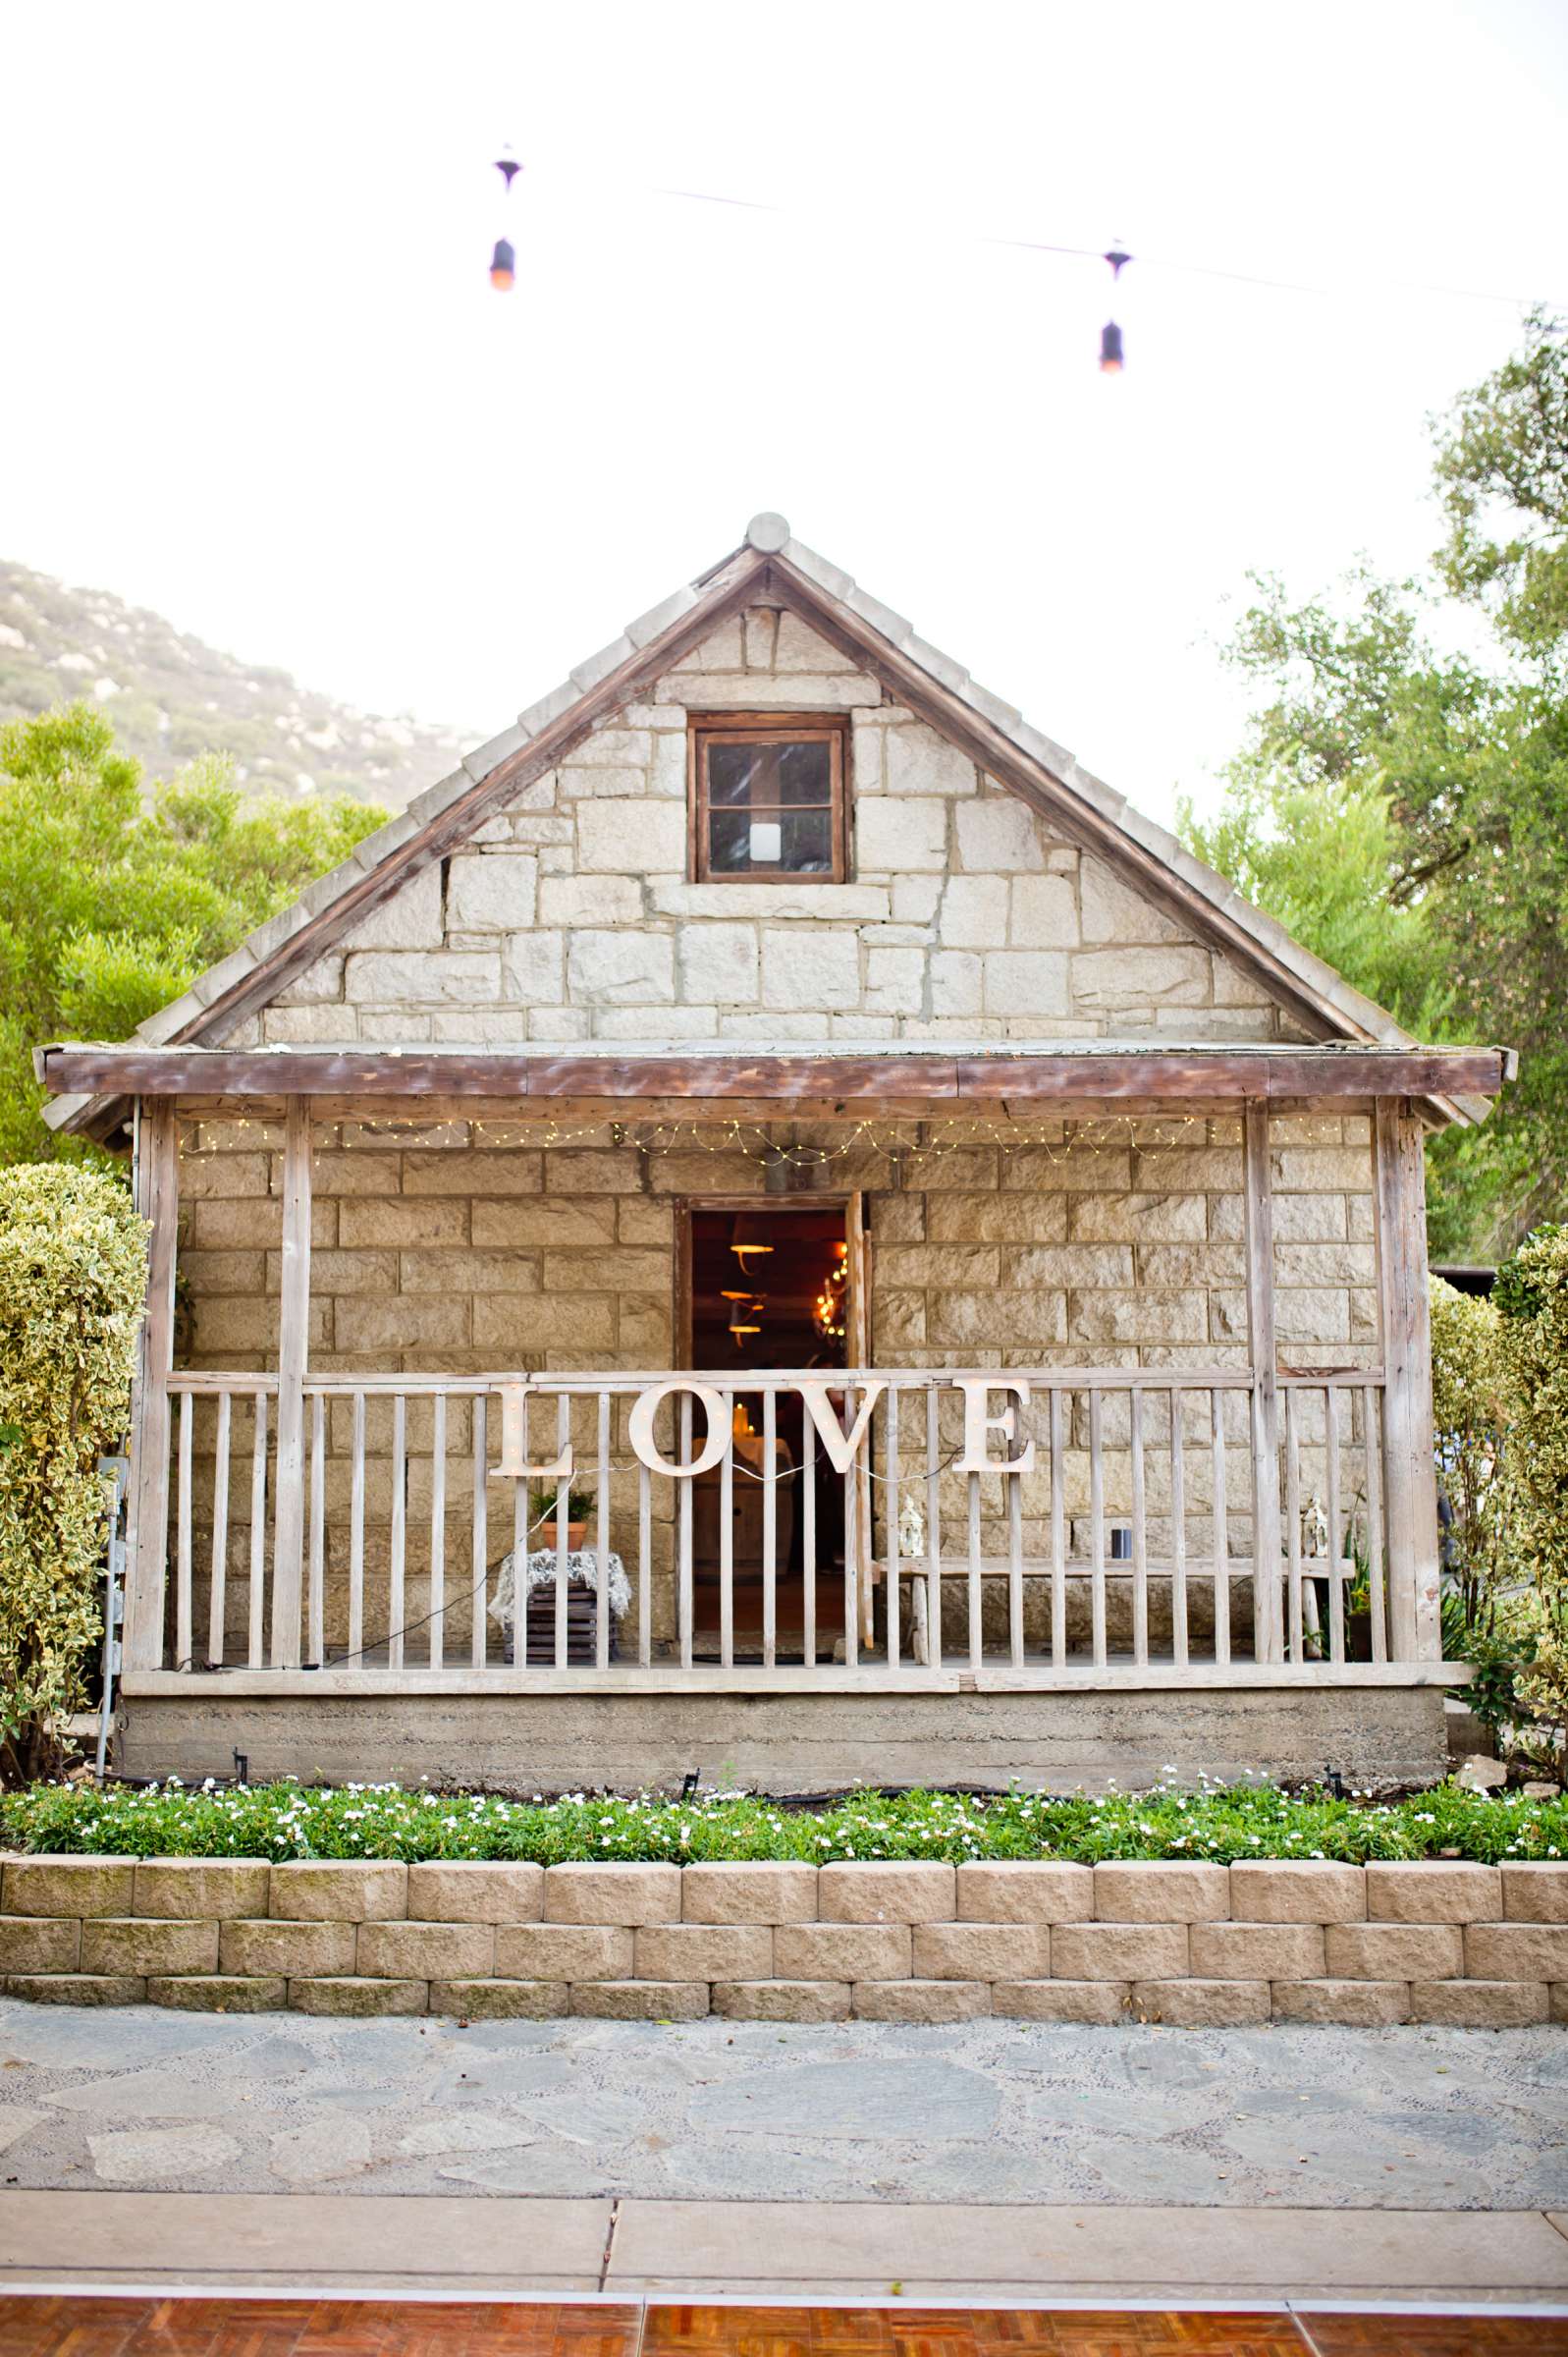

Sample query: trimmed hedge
[4,1777,1567,1867]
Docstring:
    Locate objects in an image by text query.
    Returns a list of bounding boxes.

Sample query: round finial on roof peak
[745,512,790,552]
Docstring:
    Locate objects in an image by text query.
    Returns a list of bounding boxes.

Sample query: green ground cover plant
[5,1777,1566,1866]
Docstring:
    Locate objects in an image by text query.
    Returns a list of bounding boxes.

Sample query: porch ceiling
[33,1036,1512,1119]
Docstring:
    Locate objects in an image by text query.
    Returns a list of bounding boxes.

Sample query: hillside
[0,559,471,808]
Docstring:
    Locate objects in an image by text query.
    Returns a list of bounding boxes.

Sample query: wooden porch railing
[152,1365,1401,1680]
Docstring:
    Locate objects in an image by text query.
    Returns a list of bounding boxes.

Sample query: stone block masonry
[4,1856,1565,2027]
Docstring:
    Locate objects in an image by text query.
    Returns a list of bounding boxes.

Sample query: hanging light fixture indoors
[730,1209,775,1272]
[490,148,521,292]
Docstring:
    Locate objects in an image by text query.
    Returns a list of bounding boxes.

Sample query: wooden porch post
[124,1098,178,1670]
[1374,1096,1441,1660]
[269,1096,313,1668]
[1242,1100,1282,1663]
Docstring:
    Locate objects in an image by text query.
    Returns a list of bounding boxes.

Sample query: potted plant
[529,1484,595,1551]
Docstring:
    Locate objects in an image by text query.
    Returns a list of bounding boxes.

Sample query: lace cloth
[488,1547,631,1627]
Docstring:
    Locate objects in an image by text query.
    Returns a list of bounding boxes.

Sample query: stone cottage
[38,514,1510,1791]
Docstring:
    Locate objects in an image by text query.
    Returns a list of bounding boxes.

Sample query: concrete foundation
[119,1680,1450,1794]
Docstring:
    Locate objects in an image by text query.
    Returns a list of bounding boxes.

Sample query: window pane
[706,738,832,808]
[707,803,834,874]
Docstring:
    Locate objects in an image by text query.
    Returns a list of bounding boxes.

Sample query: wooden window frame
[687,713,850,885]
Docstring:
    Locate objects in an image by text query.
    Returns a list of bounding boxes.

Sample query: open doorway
[682,1200,858,1655]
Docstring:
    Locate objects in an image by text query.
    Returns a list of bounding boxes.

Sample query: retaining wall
[3,1855,1564,2028]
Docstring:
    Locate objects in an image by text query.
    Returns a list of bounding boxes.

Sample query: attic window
[689,714,848,882]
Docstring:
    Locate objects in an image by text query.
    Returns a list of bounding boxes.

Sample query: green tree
[1183,313,1568,1258]
[0,704,385,1165]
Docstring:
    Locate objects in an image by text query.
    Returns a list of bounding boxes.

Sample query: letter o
[627,1380,730,1478]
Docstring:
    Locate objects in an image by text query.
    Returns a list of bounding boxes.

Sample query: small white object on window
[749,819,782,863]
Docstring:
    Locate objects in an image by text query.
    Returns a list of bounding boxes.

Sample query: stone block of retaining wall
[1093,1863,1229,1921]
[221,1919,357,1977]
[570,1980,707,2020]
[773,1923,912,1981]
[1324,1922,1464,1980]
[912,1922,1052,1981]
[3,1858,135,1918]
[632,1924,773,1981]
[146,1975,288,2012]
[494,1923,632,1979]
[356,1922,496,1979]
[428,1979,568,2019]
[1365,1863,1502,1923]
[270,1862,407,1921]
[134,1861,270,1919]
[290,1977,428,2016]
[544,1865,681,1924]
[1271,1980,1411,2025]
[955,1862,1093,1922]
[1466,1922,1568,1980]
[993,1979,1129,2023]
[1133,1978,1271,2027]
[0,1918,80,1973]
[406,1863,545,1923]
[1503,1866,1568,1923]
[1188,1922,1326,1978]
[818,1863,955,1922]
[681,1863,819,1924]
[1411,1979,1550,2027]
[81,1919,218,1977]
[851,1980,990,2022]
[1227,1861,1367,1922]
[4,1974,145,2005]
[1051,1922,1188,1980]
[712,1979,850,2022]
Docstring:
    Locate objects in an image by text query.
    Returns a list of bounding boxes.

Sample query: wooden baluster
[1326,1384,1345,1667]
[1130,1386,1148,1670]
[554,1393,570,1671]
[595,1388,612,1672]
[716,1386,734,1672]
[388,1392,406,1671]
[1089,1387,1107,1671]
[513,1421,530,1669]
[925,1383,942,1673]
[762,1384,778,1672]
[842,1383,859,1669]
[1284,1385,1303,1665]
[247,1393,267,1670]
[886,1384,901,1670]
[429,1392,447,1670]
[678,1390,694,1672]
[1211,1386,1230,1667]
[1365,1384,1387,1663]
[348,1390,366,1663]
[307,1391,325,1667]
[175,1391,193,1672]
[470,1392,487,1669]
[269,1096,312,1670]
[1050,1388,1066,1671]
[1007,1414,1024,1672]
[966,1458,983,1672]
[207,1391,231,1671]
[802,1409,817,1670]
[637,1452,652,1670]
[1169,1387,1188,1670]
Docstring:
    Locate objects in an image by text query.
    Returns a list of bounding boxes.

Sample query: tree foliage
[0,704,384,1167]
[1183,313,1568,1258]
[0,1164,147,1783]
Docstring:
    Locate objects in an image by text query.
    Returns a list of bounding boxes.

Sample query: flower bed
[4,1777,1567,1867]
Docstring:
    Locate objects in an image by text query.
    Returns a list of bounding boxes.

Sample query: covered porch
[40,1038,1509,1788]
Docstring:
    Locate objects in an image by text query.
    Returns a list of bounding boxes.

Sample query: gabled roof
[45,512,1492,1135]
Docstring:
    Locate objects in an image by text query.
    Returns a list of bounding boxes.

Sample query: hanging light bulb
[489,148,521,293]
[729,1294,763,1343]
[1100,242,1130,374]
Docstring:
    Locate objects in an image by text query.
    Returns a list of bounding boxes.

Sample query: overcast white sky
[4,0,1566,824]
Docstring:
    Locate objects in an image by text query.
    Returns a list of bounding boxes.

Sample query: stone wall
[221,603,1304,1050]
[4,1856,1562,2029]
